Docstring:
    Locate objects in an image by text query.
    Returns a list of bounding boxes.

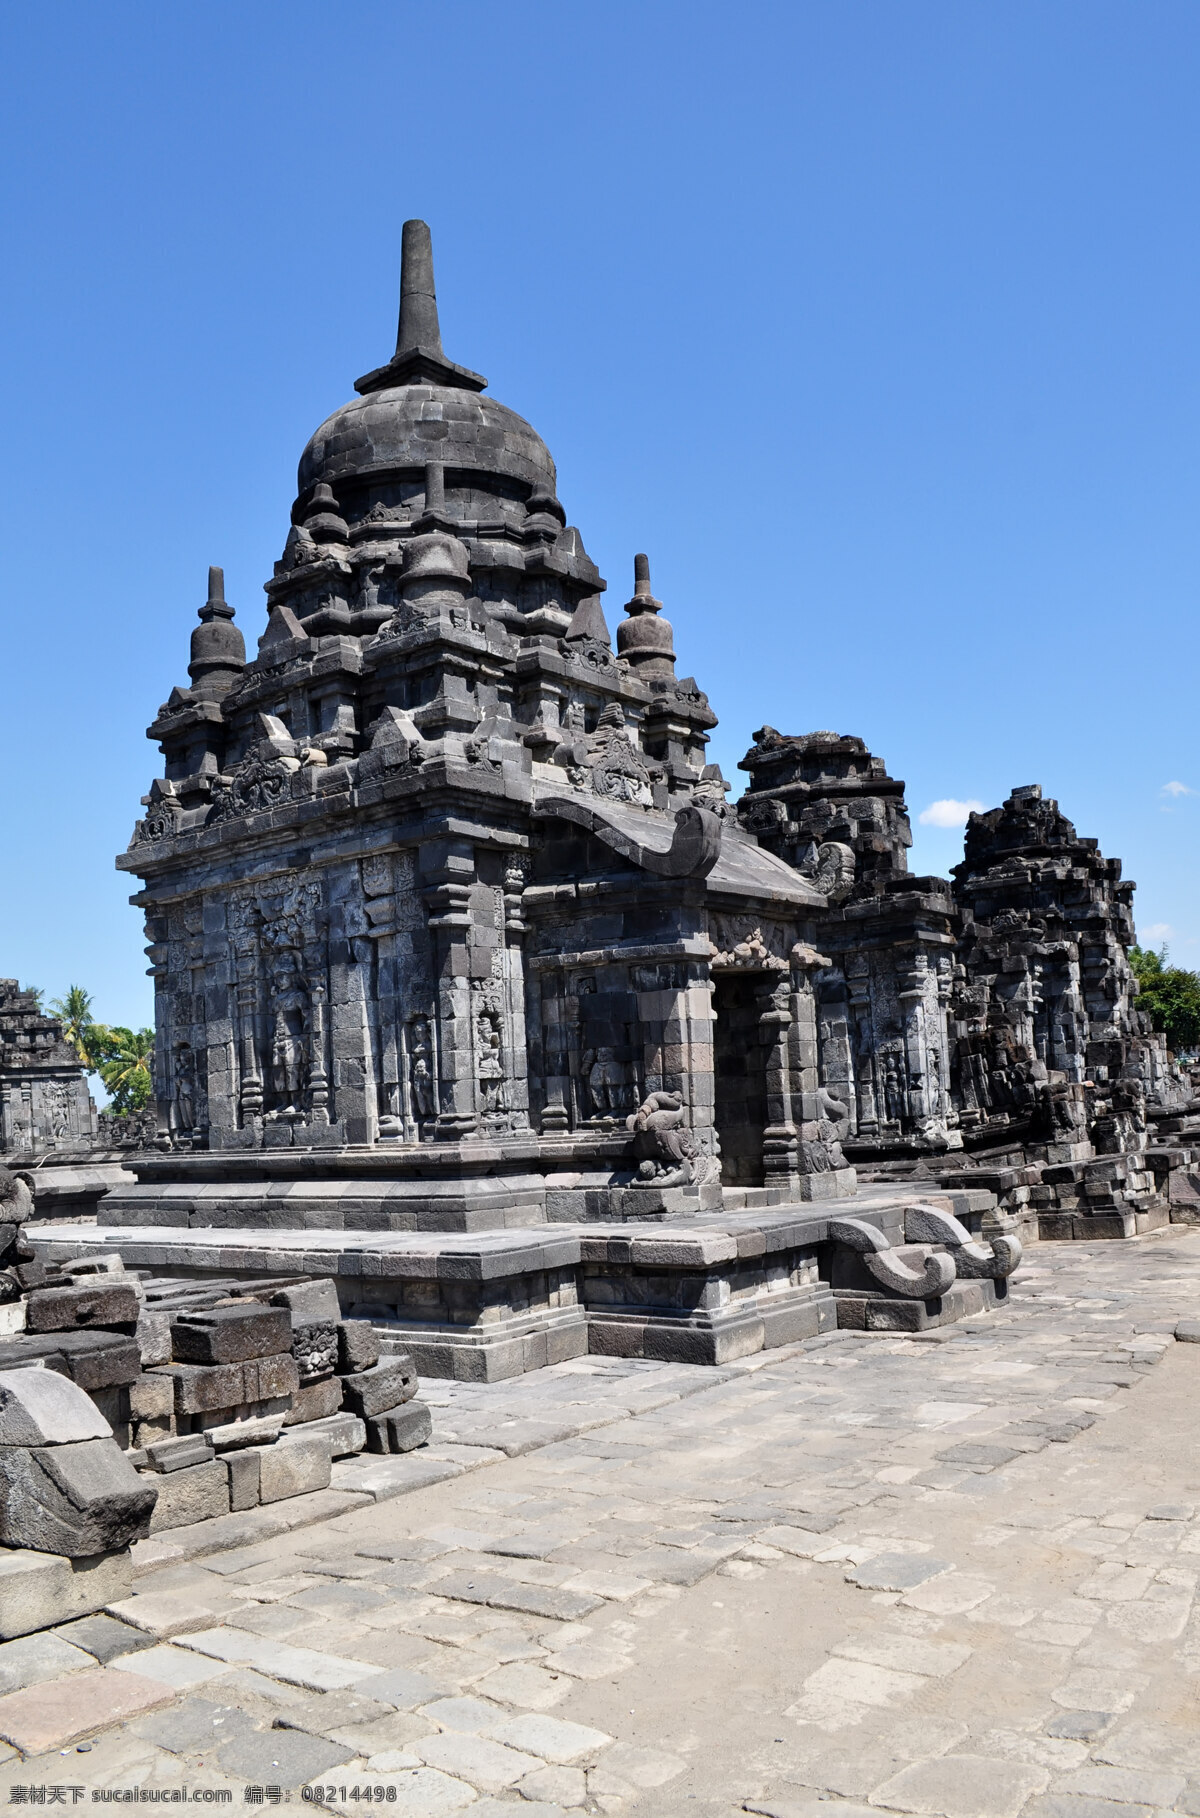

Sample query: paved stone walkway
[2,1230,1200,1818]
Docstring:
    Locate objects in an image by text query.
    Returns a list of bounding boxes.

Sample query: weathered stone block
[341,1356,418,1419]
[135,1312,172,1368]
[0,1367,111,1445]
[153,1353,299,1414]
[144,1433,214,1473]
[300,1411,366,1457]
[126,1374,174,1422]
[170,1305,291,1364]
[25,1284,140,1334]
[0,1547,132,1640]
[285,1376,342,1425]
[365,1401,432,1455]
[0,1333,142,1392]
[0,1439,157,1556]
[144,1458,229,1532]
[227,1448,262,1511]
[272,1280,340,1322]
[336,1320,380,1374]
[260,1433,331,1502]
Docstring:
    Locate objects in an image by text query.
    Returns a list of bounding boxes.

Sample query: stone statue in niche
[267,961,309,1117]
[171,1045,196,1137]
[409,1017,436,1123]
[43,1081,72,1141]
[880,1050,907,1127]
[477,1005,505,1117]
[582,1046,637,1118]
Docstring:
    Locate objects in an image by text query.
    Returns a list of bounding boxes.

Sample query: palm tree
[49,985,98,1066]
[97,1027,156,1113]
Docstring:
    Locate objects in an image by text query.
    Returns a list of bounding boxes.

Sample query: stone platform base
[34,1187,1017,1382]
[1037,1204,1171,1241]
[835,1276,1008,1330]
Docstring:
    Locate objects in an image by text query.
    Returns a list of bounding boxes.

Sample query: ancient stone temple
[68,220,1029,1376]
[117,221,857,1219]
[736,727,1195,1237]
[0,983,96,1159]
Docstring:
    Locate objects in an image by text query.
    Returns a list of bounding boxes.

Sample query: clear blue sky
[2,2,1198,1030]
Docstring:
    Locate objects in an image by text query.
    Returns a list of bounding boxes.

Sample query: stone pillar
[500,855,531,1131]
[789,944,856,1201]
[420,840,478,1140]
[759,970,801,1190]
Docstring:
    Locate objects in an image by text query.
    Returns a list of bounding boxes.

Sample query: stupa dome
[296,221,556,503]
[298,384,555,497]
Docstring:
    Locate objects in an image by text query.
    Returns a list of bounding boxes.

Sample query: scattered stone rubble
[0,1168,429,1639]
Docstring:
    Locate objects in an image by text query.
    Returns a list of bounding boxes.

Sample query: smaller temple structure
[0,982,97,1159]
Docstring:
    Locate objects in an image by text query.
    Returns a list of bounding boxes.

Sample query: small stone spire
[616,553,676,681]
[396,220,443,359]
[189,565,245,700]
[355,220,487,396]
[201,566,234,622]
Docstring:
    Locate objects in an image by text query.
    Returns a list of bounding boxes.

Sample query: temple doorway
[712,973,769,1186]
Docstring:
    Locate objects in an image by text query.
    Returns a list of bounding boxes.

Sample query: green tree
[1129,945,1200,1055]
[94,1026,156,1113]
[49,985,102,1067]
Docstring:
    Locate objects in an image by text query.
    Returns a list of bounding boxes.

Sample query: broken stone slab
[337,1320,381,1374]
[0,1548,133,1640]
[170,1304,292,1364]
[204,1411,286,1452]
[341,1356,418,1419]
[60,1255,126,1276]
[25,1282,141,1333]
[0,1438,157,1557]
[1175,1319,1200,1343]
[365,1402,432,1455]
[144,1433,215,1473]
[0,1367,112,1445]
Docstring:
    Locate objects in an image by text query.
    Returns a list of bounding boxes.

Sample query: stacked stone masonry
[0,1167,431,1639]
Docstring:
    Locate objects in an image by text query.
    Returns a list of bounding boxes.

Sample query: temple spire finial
[355,220,487,397]
[200,565,235,623]
[396,220,444,359]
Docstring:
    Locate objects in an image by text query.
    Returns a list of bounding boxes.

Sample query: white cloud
[918,798,985,829]
[1162,781,1196,797]
[1141,922,1173,942]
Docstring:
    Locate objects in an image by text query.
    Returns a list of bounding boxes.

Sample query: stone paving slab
[1,1235,1200,1814]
